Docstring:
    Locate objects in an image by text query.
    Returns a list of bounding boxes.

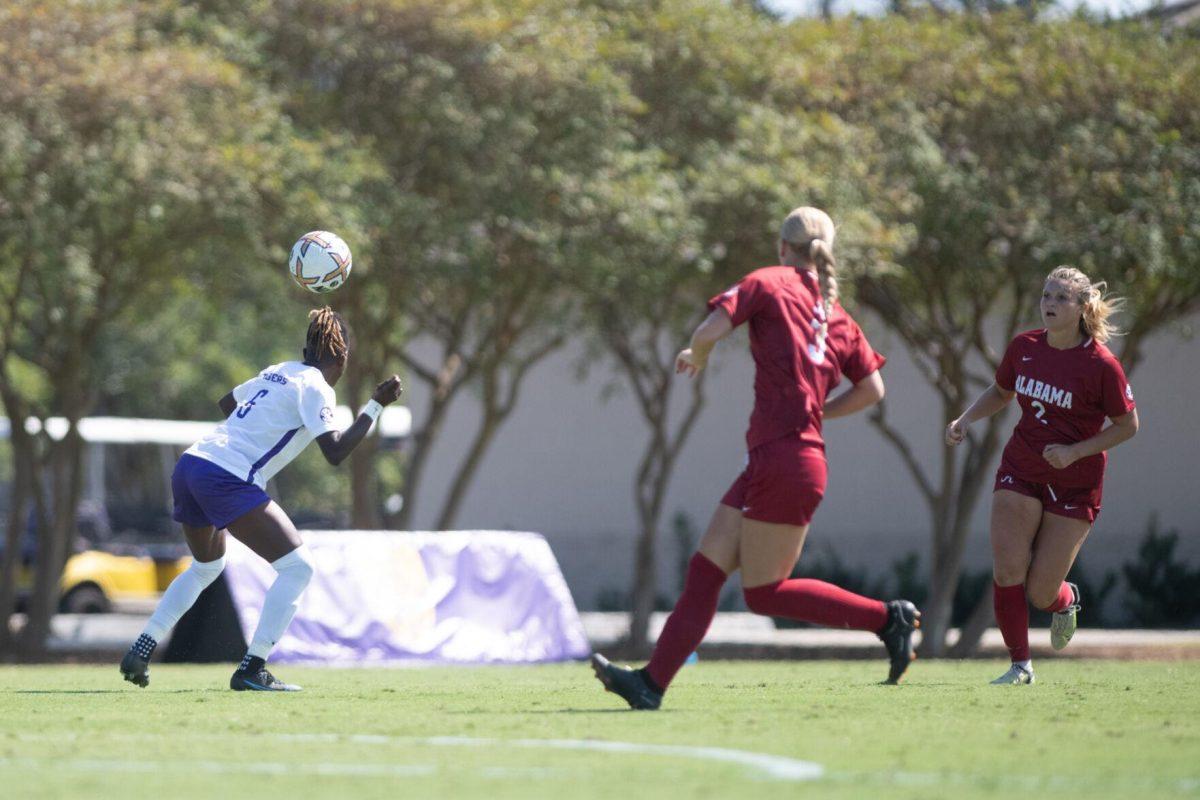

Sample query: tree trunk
[20,427,85,656]
[349,439,381,529]
[435,411,500,531]
[624,371,706,650]
[0,430,32,655]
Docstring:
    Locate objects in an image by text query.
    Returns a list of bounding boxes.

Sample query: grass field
[1,660,1197,799]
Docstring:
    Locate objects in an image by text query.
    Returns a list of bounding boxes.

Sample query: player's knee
[992,563,1026,587]
[273,545,315,587]
[743,582,782,616]
[1026,585,1056,611]
[189,554,226,587]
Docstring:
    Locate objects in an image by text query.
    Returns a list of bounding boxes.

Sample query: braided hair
[780,206,838,333]
[304,306,350,365]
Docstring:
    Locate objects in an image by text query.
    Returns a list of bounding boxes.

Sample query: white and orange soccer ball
[288,231,352,293]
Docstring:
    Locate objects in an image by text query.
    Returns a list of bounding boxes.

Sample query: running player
[120,307,402,691]
[591,207,921,710]
[946,266,1138,684]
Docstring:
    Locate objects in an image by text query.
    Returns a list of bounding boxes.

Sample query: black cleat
[119,634,156,688]
[590,653,662,710]
[878,599,921,685]
[230,666,302,692]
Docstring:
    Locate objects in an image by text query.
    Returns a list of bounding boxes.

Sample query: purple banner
[222,530,590,665]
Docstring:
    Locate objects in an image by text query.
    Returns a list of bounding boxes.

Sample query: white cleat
[990,663,1035,685]
[1050,582,1081,651]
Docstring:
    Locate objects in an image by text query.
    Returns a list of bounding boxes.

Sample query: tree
[578,0,889,648]
[0,1,323,655]
[244,0,644,529]
[775,13,1200,654]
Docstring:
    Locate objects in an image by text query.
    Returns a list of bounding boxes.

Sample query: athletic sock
[644,553,727,691]
[130,633,157,661]
[246,546,314,660]
[238,654,266,674]
[743,579,888,631]
[994,581,1031,662]
[141,555,226,643]
[1042,582,1075,613]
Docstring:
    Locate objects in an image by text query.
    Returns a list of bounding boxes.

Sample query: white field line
[278,733,825,781]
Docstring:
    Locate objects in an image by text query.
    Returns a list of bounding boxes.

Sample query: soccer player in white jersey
[120,307,402,691]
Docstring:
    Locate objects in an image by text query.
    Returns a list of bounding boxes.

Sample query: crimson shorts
[721,436,827,526]
[993,463,1103,523]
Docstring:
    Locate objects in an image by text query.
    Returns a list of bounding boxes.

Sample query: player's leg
[990,488,1043,684]
[224,501,314,692]
[121,524,227,687]
[122,457,232,688]
[592,502,739,710]
[738,518,917,682]
[1026,512,1090,652]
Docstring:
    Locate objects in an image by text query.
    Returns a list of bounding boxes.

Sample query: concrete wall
[403,313,1200,610]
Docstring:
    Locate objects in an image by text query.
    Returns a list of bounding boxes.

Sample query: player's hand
[945,418,967,446]
[372,375,403,406]
[1042,443,1079,469]
[675,348,706,378]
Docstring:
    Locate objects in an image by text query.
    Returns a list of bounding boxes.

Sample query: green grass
[1,660,1197,799]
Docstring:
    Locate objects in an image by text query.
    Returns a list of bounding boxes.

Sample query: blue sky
[763,0,1163,17]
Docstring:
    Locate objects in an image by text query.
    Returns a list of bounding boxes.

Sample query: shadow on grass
[8,689,209,695]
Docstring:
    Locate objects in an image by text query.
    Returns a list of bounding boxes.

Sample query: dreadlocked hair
[304,306,350,364]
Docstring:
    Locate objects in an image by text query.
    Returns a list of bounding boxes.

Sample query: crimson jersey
[995,329,1135,487]
[708,266,886,451]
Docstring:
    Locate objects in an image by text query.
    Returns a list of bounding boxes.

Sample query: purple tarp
[223,530,590,665]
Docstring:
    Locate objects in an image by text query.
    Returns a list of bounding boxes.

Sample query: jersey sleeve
[231,376,258,404]
[838,316,887,384]
[707,273,764,327]
[995,339,1019,392]
[1099,355,1136,418]
[299,377,339,437]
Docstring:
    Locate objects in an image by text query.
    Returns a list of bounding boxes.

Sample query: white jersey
[185,361,339,489]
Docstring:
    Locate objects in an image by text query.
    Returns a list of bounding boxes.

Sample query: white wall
[403,313,1200,609]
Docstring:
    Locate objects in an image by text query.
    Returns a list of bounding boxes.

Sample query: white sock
[1015,659,1033,672]
[247,546,314,660]
[142,555,226,643]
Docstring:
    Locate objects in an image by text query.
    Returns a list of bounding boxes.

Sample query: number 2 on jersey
[236,389,269,419]
[1031,400,1048,425]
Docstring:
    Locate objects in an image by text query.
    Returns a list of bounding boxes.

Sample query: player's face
[1040,279,1082,333]
[327,353,348,387]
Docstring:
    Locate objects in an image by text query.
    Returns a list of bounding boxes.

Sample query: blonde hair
[780,206,838,320]
[1046,266,1123,344]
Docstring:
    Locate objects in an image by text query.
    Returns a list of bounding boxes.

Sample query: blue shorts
[172,454,270,529]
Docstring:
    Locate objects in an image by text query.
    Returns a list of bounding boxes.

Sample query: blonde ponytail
[1046,266,1124,344]
[780,206,839,328]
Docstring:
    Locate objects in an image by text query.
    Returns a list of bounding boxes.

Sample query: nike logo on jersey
[1063,504,1078,510]
[1021,356,1033,362]
[1015,375,1073,409]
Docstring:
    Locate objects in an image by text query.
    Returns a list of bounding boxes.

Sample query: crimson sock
[994,581,1030,662]
[743,579,888,632]
[1040,582,1075,613]
[644,553,727,691]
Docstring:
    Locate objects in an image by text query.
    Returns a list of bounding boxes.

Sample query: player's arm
[1043,408,1139,469]
[218,392,237,418]
[315,376,403,466]
[946,382,1016,445]
[676,309,734,378]
[824,370,884,419]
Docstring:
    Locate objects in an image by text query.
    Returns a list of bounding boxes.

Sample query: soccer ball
[288,231,352,293]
